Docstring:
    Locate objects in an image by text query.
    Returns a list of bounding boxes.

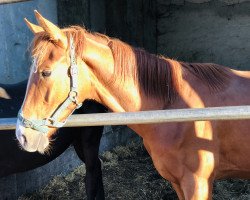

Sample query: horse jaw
[15,120,49,154]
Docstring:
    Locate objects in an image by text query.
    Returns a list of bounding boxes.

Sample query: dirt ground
[19,139,250,200]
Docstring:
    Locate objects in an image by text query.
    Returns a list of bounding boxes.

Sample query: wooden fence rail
[0,0,31,5]
[1,105,250,131]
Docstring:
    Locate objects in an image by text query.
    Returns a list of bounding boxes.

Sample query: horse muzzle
[15,119,50,153]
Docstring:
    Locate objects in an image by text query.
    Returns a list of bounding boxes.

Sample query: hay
[19,139,250,200]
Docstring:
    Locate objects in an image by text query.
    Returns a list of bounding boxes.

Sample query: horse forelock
[30,26,110,68]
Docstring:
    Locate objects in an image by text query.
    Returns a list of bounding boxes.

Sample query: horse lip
[20,135,27,146]
[15,120,44,153]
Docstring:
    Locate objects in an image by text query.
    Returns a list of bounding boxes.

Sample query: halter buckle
[45,118,56,126]
[22,118,32,128]
[69,91,82,109]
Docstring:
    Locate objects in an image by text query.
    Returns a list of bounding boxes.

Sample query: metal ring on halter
[69,91,77,100]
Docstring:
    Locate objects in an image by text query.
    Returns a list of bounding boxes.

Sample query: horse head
[16,11,93,153]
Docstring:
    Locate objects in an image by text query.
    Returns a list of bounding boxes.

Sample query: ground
[19,139,250,200]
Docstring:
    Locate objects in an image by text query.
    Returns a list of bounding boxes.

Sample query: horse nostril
[21,135,27,145]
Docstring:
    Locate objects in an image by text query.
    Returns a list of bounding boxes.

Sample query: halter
[18,35,82,134]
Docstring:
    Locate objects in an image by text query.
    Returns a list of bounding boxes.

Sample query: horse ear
[0,88,11,99]
[34,10,68,49]
[24,18,44,34]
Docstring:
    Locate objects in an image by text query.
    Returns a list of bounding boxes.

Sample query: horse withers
[16,11,250,200]
[0,81,106,199]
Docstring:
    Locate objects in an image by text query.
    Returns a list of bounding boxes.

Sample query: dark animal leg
[73,125,105,200]
[74,101,107,200]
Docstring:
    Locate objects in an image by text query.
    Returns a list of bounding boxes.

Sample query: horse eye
[41,70,52,77]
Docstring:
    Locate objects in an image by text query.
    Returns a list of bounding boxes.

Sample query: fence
[1,105,250,131]
[0,0,31,4]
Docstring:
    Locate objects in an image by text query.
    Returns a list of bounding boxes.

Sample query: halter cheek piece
[18,36,82,134]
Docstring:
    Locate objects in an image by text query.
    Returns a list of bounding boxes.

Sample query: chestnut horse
[0,81,106,200]
[16,11,250,200]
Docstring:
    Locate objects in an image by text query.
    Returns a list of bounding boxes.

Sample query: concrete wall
[0,0,57,84]
[106,0,157,53]
[157,0,250,70]
[57,0,90,28]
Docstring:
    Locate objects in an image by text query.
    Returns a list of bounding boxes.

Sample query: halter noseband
[18,36,82,134]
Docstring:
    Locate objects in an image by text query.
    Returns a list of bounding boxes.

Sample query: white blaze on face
[15,119,27,147]
[15,58,40,152]
[15,118,49,153]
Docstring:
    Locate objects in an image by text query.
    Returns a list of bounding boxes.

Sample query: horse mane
[108,39,183,105]
[108,39,231,106]
[181,62,230,91]
[31,26,231,106]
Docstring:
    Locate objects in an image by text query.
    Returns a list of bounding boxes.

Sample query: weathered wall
[0,0,57,84]
[157,0,250,70]
[58,0,106,32]
[168,0,250,5]
[57,0,90,28]
[58,0,157,52]
[106,0,156,53]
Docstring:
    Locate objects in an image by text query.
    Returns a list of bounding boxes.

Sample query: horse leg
[82,126,104,200]
[73,126,105,200]
[171,182,185,200]
[150,148,214,200]
[180,171,213,200]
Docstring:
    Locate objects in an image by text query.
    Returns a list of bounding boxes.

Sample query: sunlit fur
[31,26,231,108]
[108,39,231,107]
[31,26,108,65]
[21,24,250,200]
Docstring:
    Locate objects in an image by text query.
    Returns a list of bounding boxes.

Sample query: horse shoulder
[130,122,192,181]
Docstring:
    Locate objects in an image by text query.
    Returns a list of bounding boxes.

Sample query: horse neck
[82,37,143,112]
